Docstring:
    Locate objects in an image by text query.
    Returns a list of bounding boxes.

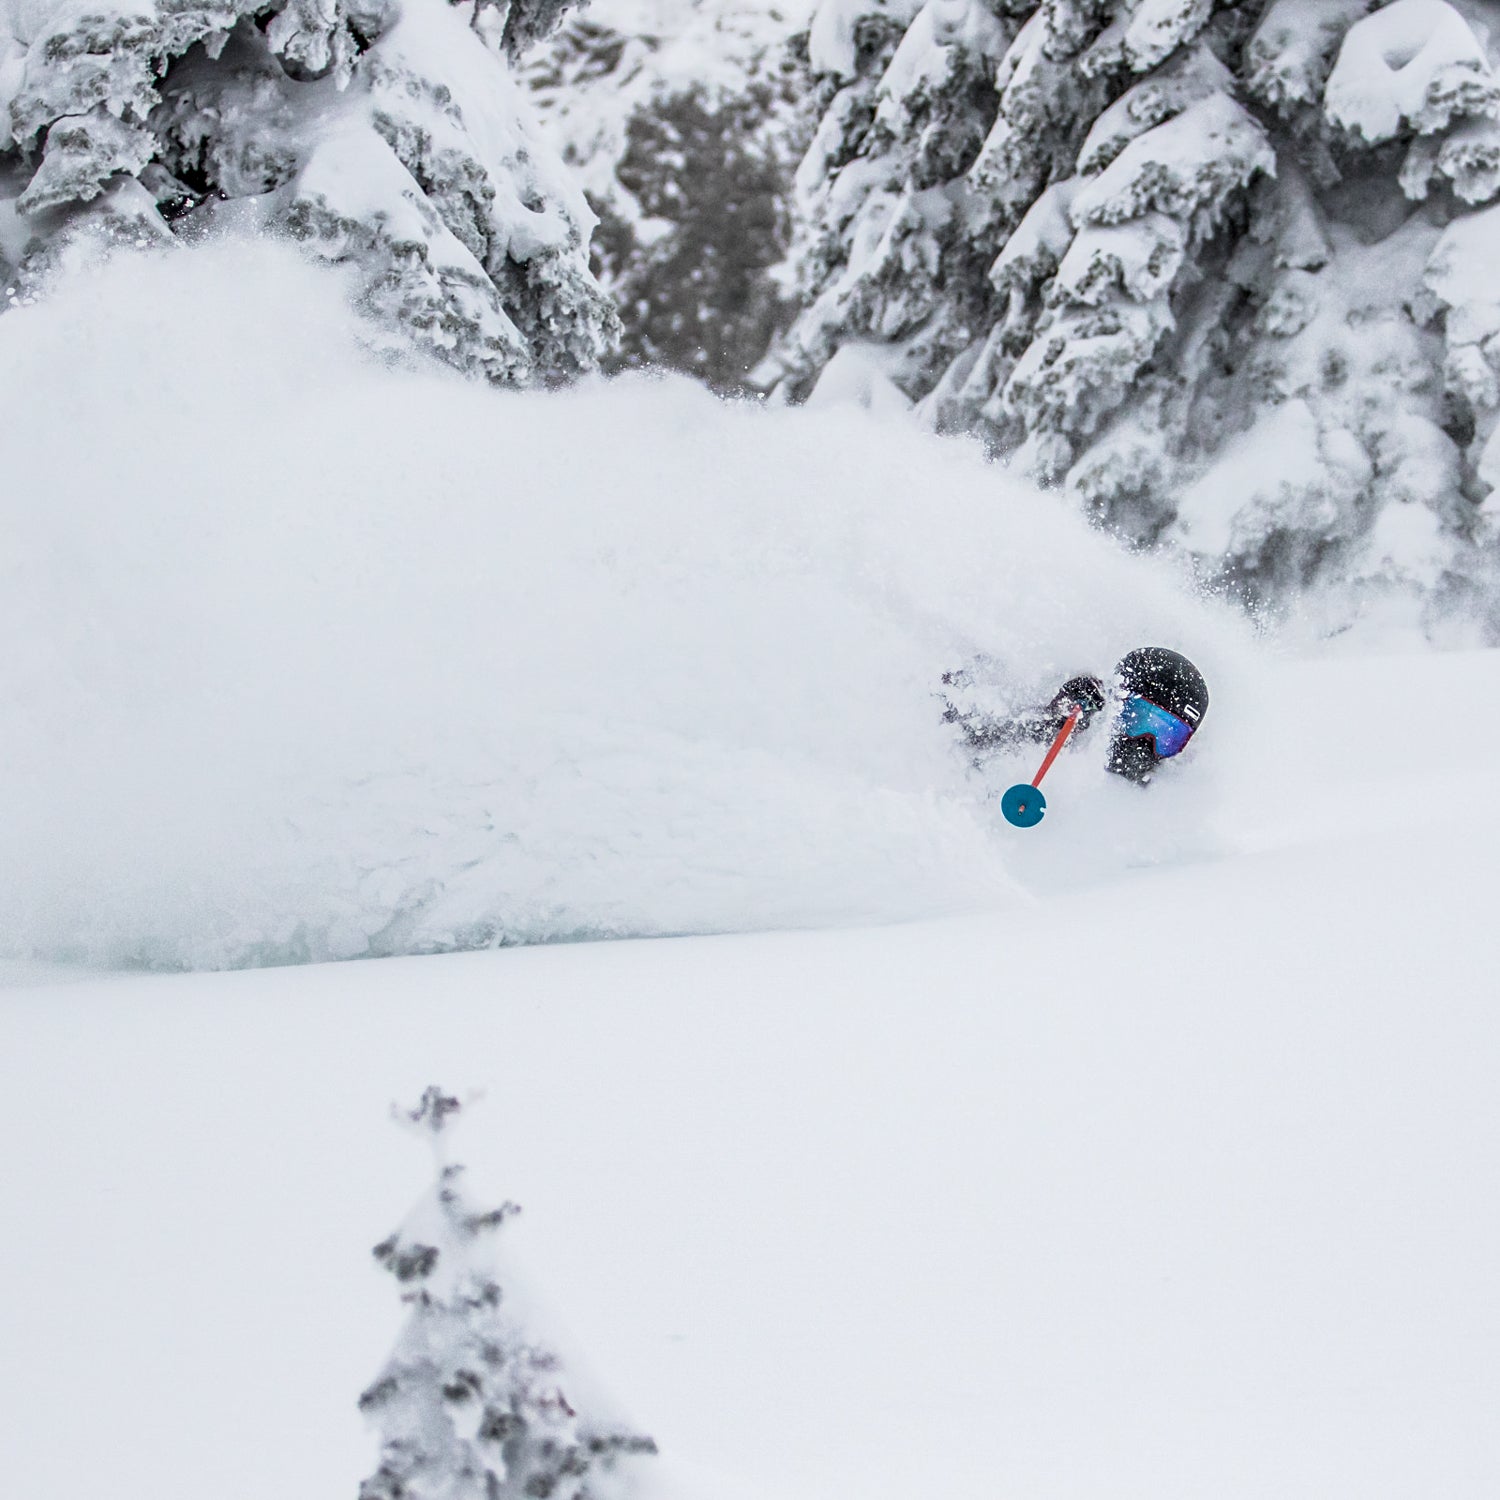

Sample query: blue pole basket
[1001,782,1046,828]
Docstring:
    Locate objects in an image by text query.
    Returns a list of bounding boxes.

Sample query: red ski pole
[1001,704,1081,828]
[1030,704,1082,788]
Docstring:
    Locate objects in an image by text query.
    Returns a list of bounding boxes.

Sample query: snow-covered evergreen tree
[0,0,616,382]
[360,1087,656,1500]
[769,0,1500,633]
[524,0,815,390]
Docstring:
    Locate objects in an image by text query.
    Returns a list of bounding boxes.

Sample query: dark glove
[1049,675,1107,730]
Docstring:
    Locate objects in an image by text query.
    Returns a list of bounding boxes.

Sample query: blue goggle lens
[1118,695,1195,757]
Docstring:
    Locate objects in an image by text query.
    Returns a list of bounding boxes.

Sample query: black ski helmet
[1115,647,1209,727]
[1107,647,1209,783]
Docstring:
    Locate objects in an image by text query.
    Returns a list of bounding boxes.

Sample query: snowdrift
[0,242,1250,968]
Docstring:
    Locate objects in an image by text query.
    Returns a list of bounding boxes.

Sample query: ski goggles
[1118,694,1195,758]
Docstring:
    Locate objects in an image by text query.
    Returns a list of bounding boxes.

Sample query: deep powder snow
[1,242,1252,968]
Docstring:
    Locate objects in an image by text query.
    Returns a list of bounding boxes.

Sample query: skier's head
[1108,647,1208,783]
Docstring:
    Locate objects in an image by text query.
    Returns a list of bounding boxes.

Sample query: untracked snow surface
[0,241,1250,968]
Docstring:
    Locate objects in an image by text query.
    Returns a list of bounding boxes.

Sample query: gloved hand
[1049,674,1107,730]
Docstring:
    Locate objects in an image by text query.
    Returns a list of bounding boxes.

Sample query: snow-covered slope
[0,239,1251,970]
[3,198,1497,1500]
[3,647,1499,1500]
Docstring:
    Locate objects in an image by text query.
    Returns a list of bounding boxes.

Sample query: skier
[942,646,1209,786]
